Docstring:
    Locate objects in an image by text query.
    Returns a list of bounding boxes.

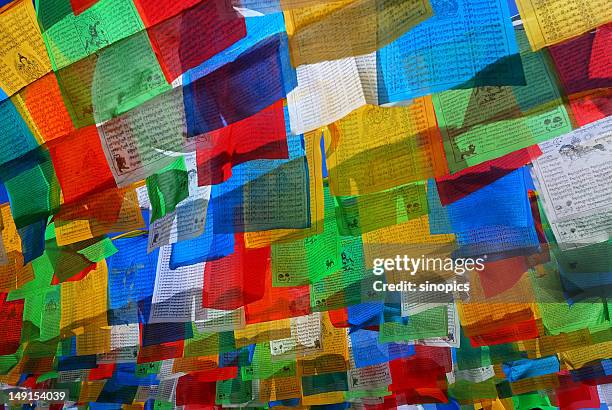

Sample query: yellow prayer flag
[516,0,612,50]
[285,0,432,66]
[0,0,52,96]
[326,98,448,196]
[60,259,109,332]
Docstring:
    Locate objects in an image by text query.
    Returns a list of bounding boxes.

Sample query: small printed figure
[460,143,477,160]
[115,153,130,173]
[15,52,42,82]
[187,169,197,185]
[559,142,606,161]
[277,272,291,282]
[406,202,421,213]
[347,218,359,229]
[44,300,58,312]
[474,86,505,105]
[543,116,564,132]
[304,237,316,245]
[83,20,109,54]
[138,69,163,93]
[325,259,335,269]
[341,251,354,267]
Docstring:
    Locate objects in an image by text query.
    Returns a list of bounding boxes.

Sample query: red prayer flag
[196,100,288,185]
[435,146,542,205]
[0,293,24,355]
[146,0,246,81]
[48,126,116,204]
[202,234,269,310]
[244,263,310,324]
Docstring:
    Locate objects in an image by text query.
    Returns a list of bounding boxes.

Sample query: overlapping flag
[0,0,610,407]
